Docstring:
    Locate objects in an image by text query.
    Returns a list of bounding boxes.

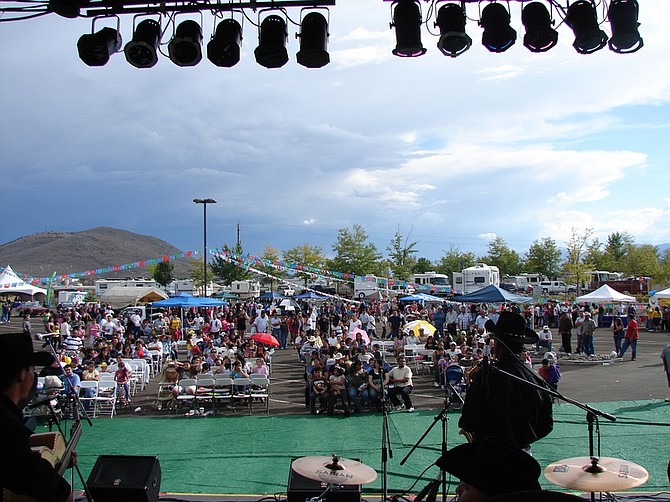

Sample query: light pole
[193,198,217,297]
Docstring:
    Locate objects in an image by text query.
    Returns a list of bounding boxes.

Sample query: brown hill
[0,227,197,281]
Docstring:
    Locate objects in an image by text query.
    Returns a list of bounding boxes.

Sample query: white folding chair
[213,375,233,411]
[248,376,270,415]
[96,380,117,418]
[78,380,99,417]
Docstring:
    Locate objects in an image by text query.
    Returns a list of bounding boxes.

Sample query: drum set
[290,453,649,501]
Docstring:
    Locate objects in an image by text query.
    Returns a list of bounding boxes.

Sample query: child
[114,361,131,406]
[538,357,561,402]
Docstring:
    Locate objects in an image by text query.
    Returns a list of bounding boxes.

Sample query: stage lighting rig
[124,17,161,68]
[390,0,427,57]
[522,1,558,53]
[434,2,472,58]
[254,11,289,68]
[207,17,243,67]
[296,10,330,68]
[608,0,643,53]
[77,17,122,66]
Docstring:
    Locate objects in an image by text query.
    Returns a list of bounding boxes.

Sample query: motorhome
[452,263,500,294]
[502,275,533,293]
[231,280,261,298]
[95,278,160,298]
[409,272,451,296]
[354,275,388,299]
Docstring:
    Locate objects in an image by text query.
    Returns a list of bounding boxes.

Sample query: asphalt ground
[4,321,668,416]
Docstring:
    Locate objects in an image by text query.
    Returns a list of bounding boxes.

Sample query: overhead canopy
[451,284,531,304]
[576,284,636,303]
[294,291,328,300]
[399,293,445,303]
[152,294,228,308]
[260,291,285,300]
[0,265,47,297]
[654,287,670,299]
[99,286,168,309]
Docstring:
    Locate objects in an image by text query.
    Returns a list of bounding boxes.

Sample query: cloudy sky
[1,0,669,264]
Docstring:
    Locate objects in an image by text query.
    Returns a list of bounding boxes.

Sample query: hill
[0,227,197,281]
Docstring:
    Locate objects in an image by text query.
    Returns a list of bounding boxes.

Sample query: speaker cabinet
[287,458,362,502]
[86,455,161,502]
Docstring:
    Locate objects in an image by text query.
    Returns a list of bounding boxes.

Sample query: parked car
[538,281,577,294]
[500,283,518,293]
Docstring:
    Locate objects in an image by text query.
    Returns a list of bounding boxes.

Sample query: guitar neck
[57,422,82,477]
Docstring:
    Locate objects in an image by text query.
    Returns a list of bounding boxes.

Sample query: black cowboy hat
[436,437,541,497]
[0,332,55,371]
[485,311,538,345]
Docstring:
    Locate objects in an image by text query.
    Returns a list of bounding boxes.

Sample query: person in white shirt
[384,355,414,412]
[474,310,489,332]
[348,313,362,333]
[100,314,115,340]
[536,325,553,352]
[253,310,270,334]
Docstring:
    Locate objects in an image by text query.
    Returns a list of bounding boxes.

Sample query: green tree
[621,244,660,278]
[524,237,562,279]
[283,244,326,287]
[328,224,383,277]
[386,227,418,280]
[603,232,634,271]
[435,245,476,282]
[413,257,434,274]
[657,248,670,285]
[210,242,250,286]
[189,262,212,295]
[256,244,283,290]
[152,261,174,288]
[562,228,595,294]
[482,236,522,275]
[584,238,606,271]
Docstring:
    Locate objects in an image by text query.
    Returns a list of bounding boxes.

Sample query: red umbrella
[251,332,280,347]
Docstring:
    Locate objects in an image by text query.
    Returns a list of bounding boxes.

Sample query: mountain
[0,227,197,281]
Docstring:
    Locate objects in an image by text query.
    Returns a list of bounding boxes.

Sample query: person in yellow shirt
[169,314,182,340]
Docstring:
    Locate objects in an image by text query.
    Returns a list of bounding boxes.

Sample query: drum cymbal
[544,456,648,491]
[292,455,378,485]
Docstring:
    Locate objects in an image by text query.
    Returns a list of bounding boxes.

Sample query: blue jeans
[619,338,637,360]
[582,335,594,355]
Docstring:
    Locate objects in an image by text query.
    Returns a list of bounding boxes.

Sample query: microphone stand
[490,364,616,502]
[378,358,393,501]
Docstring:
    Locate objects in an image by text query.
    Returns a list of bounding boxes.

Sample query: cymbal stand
[307,482,341,502]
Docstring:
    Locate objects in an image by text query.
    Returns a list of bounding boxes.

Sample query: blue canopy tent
[451,285,531,304]
[293,291,329,300]
[399,293,445,303]
[260,291,285,300]
[152,294,228,308]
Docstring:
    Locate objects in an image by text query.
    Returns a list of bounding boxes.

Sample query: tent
[152,293,228,308]
[399,292,445,303]
[576,284,636,303]
[259,291,285,300]
[99,286,168,309]
[294,291,328,300]
[0,265,47,297]
[451,284,532,304]
[653,287,670,299]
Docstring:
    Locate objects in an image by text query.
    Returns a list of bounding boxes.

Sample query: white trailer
[453,263,500,294]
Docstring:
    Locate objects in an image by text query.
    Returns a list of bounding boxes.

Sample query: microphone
[426,477,440,502]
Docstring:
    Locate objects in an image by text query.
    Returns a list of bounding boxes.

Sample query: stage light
[522,2,558,53]
[565,0,608,54]
[434,3,472,58]
[77,27,122,66]
[254,14,289,69]
[168,20,203,66]
[391,0,426,57]
[124,19,161,68]
[48,0,79,18]
[608,0,643,54]
[296,11,330,68]
[479,2,516,53]
[207,18,243,67]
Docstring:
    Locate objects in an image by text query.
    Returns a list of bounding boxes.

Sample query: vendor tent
[653,287,670,299]
[294,291,328,300]
[576,284,636,303]
[152,294,228,308]
[399,293,444,303]
[99,286,168,309]
[0,265,47,297]
[451,284,531,304]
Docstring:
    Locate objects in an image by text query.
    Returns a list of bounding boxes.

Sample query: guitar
[3,422,82,501]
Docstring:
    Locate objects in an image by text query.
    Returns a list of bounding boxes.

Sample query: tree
[524,238,562,279]
[256,245,283,290]
[435,245,476,282]
[482,237,522,275]
[621,244,660,278]
[283,244,326,287]
[328,224,383,277]
[413,257,434,274]
[657,248,670,285]
[152,261,174,288]
[210,242,250,286]
[563,228,595,294]
[386,227,418,280]
[189,262,212,295]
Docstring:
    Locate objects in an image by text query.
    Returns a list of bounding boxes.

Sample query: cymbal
[292,455,378,485]
[544,456,648,492]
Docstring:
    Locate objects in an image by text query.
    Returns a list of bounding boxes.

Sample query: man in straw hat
[0,333,74,501]
[459,311,553,452]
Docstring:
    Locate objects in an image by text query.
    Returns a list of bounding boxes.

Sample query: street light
[193,198,217,297]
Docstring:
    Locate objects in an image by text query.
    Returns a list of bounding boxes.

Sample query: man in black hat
[0,332,74,501]
[459,311,553,451]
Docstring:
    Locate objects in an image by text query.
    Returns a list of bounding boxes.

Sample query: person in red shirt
[619,313,639,361]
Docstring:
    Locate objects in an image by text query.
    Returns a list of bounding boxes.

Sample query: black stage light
[435,3,472,58]
[480,2,517,53]
[207,18,243,67]
[565,0,608,54]
[522,2,558,53]
[124,19,161,68]
[391,0,427,57]
[48,0,79,18]
[168,20,203,66]
[296,12,330,68]
[254,14,289,69]
[77,27,122,66]
[608,0,643,53]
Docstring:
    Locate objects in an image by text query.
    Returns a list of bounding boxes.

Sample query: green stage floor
[57,399,670,497]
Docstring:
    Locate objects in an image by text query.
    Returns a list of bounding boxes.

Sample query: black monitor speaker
[86,455,161,502]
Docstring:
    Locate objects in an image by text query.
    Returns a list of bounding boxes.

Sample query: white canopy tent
[0,265,47,297]
[653,287,670,299]
[99,286,168,309]
[576,284,636,303]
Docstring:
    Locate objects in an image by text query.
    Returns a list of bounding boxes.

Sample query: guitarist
[0,333,74,501]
